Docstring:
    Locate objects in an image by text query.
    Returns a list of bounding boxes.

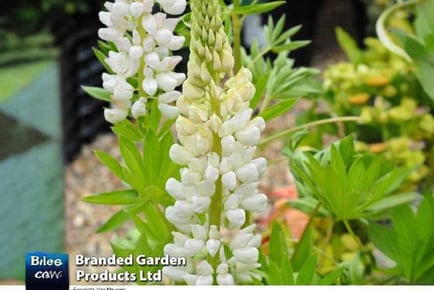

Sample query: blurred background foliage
[0,0,104,66]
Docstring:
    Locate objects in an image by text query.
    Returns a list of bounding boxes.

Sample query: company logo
[25,252,69,290]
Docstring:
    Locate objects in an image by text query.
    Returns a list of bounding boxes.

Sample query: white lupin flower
[157,0,187,15]
[166,178,185,199]
[241,193,268,212]
[216,263,235,285]
[206,239,221,257]
[192,195,211,213]
[158,103,179,119]
[233,247,259,264]
[184,238,205,255]
[222,171,237,190]
[163,266,189,281]
[226,208,246,228]
[163,0,267,285]
[98,0,186,123]
[183,274,198,285]
[131,97,147,118]
[169,144,194,165]
[104,107,128,124]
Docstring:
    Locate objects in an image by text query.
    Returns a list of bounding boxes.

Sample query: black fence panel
[60,28,109,163]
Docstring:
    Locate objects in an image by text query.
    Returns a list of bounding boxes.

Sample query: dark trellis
[59,28,109,163]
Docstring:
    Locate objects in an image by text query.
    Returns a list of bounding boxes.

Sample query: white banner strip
[1,286,434,290]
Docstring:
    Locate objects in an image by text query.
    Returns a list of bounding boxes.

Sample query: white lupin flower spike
[98,0,186,124]
[162,0,267,284]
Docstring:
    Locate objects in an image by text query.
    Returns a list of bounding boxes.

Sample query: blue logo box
[25,252,69,290]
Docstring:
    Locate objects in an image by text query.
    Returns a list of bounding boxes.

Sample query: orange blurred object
[260,186,309,240]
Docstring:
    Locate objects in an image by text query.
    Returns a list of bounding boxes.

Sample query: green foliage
[368,194,434,284]
[391,0,434,102]
[231,1,285,15]
[80,0,434,286]
[83,117,179,282]
[241,15,321,121]
[288,136,417,220]
[336,27,363,64]
[304,30,434,192]
[81,86,111,102]
[264,223,342,285]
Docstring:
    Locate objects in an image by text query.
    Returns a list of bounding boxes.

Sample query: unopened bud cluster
[98,0,186,123]
[163,0,267,284]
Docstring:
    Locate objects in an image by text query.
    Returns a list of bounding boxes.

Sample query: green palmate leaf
[142,131,160,185]
[267,15,284,44]
[232,1,285,15]
[271,40,311,53]
[414,0,434,41]
[369,167,412,199]
[330,144,347,181]
[296,255,318,285]
[267,223,296,285]
[269,222,289,266]
[364,192,419,216]
[148,99,162,131]
[346,158,366,200]
[119,137,147,186]
[112,121,142,142]
[141,130,179,205]
[336,27,362,63]
[136,234,166,282]
[97,40,113,54]
[281,258,295,285]
[92,47,114,74]
[156,133,180,191]
[94,150,124,180]
[97,205,143,233]
[319,268,342,285]
[335,135,355,163]
[288,198,331,216]
[275,24,302,45]
[268,262,284,285]
[81,85,111,102]
[268,259,294,285]
[368,194,434,284]
[251,73,269,109]
[97,209,130,233]
[127,210,160,241]
[395,30,434,102]
[121,166,144,191]
[290,136,413,220]
[291,225,313,271]
[284,78,323,97]
[142,201,171,242]
[82,189,139,205]
[260,98,298,121]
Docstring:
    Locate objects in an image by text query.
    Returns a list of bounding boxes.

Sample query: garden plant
[83,0,434,285]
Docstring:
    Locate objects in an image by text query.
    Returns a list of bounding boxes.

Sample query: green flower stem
[259,92,273,114]
[208,132,223,281]
[376,0,426,62]
[137,16,147,104]
[342,219,364,250]
[259,116,361,146]
[231,0,242,73]
[209,85,223,280]
[319,218,335,268]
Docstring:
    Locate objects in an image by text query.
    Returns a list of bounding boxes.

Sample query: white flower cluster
[162,0,267,284]
[163,69,267,284]
[98,0,186,124]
